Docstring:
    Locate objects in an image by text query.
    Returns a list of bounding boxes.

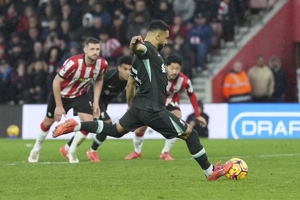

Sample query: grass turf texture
[0,139,299,200]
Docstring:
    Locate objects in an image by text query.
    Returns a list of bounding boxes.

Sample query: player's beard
[168,74,178,81]
[157,43,164,51]
[87,55,97,63]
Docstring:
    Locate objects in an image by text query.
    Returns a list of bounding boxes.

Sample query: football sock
[91,133,107,151]
[80,120,124,138]
[161,138,177,154]
[67,136,74,147]
[69,131,86,153]
[33,122,50,151]
[185,128,212,175]
[133,133,144,154]
[90,121,111,151]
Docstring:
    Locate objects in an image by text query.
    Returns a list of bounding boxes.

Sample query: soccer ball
[225,158,248,180]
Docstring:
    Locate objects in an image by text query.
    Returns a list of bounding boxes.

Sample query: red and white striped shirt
[165,72,200,117]
[58,54,107,98]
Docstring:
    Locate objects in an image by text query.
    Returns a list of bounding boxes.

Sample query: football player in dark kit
[53,20,232,180]
[60,56,132,163]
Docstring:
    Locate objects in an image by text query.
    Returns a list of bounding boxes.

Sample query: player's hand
[131,35,144,44]
[126,106,131,111]
[196,116,207,127]
[54,106,66,122]
[93,103,100,119]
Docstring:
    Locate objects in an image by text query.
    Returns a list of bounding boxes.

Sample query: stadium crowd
[0,0,249,105]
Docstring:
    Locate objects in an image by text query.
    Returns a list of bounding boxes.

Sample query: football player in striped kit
[28,37,108,163]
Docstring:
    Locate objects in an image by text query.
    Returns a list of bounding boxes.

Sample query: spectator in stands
[126,0,150,25]
[168,15,188,44]
[186,100,209,138]
[173,0,195,22]
[160,44,174,62]
[173,34,193,78]
[59,20,71,44]
[187,13,213,71]
[41,18,60,41]
[60,41,81,66]
[0,59,12,104]
[46,47,62,95]
[40,4,54,29]
[0,16,8,39]
[92,2,112,27]
[5,4,19,34]
[153,0,175,25]
[99,30,123,64]
[248,55,274,102]
[92,17,106,38]
[43,31,65,53]
[9,60,29,105]
[7,43,25,68]
[125,13,148,44]
[17,6,35,33]
[72,13,94,43]
[28,41,46,64]
[59,4,81,31]
[222,61,252,103]
[25,60,48,104]
[269,56,288,102]
[110,15,126,45]
[195,0,218,22]
[218,0,235,41]
[24,27,41,57]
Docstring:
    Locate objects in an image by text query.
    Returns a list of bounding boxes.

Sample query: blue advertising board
[228,104,300,139]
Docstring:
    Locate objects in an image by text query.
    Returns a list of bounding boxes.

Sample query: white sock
[133,134,144,154]
[161,138,177,154]
[73,123,82,132]
[64,143,70,152]
[204,164,214,178]
[33,130,48,151]
[69,131,86,153]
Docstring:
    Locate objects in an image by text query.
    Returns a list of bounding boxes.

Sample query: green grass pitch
[0,138,299,200]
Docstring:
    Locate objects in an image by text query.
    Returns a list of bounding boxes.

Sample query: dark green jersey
[130,41,167,111]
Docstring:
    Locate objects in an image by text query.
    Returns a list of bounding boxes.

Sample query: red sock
[40,122,50,132]
[81,130,89,136]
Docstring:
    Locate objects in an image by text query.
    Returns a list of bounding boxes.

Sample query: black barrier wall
[0,105,22,138]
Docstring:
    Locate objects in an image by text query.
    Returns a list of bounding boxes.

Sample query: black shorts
[99,101,111,121]
[166,102,181,112]
[46,92,93,118]
[119,107,188,139]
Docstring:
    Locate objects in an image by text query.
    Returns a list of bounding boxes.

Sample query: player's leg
[53,107,144,139]
[145,110,232,180]
[124,126,147,160]
[63,93,93,163]
[28,93,56,163]
[86,111,111,162]
[28,117,55,163]
[160,105,181,160]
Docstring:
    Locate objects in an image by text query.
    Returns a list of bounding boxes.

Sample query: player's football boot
[59,146,69,162]
[68,151,79,163]
[208,161,233,181]
[124,151,142,160]
[86,150,101,162]
[28,150,40,163]
[160,152,174,161]
[52,119,78,138]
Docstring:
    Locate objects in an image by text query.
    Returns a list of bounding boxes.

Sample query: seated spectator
[126,0,150,25]
[59,41,81,66]
[125,13,148,44]
[248,55,274,102]
[110,15,127,45]
[7,43,25,68]
[173,34,192,78]
[9,61,29,105]
[99,30,123,65]
[92,2,112,26]
[172,0,195,22]
[59,20,71,44]
[153,0,175,25]
[25,60,48,104]
[17,6,35,33]
[92,17,106,38]
[187,13,213,71]
[168,15,188,44]
[222,61,252,103]
[71,13,94,43]
[218,0,235,41]
[186,100,209,138]
[0,59,13,104]
[269,56,288,102]
[160,44,174,62]
[27,41,46,64]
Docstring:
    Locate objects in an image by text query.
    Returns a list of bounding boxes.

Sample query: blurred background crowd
[0,0,251,105]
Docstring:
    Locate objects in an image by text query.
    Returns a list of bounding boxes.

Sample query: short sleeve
[59,59,75,79]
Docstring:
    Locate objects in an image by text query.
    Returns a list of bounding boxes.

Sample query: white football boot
[28,150,40,163]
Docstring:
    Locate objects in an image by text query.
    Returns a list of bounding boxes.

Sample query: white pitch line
[2,153,299,166]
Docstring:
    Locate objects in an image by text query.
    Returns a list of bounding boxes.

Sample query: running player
[28,37,107,163]
[52,20,232,180]
[59,56,132,162]
[125,55,202,161]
